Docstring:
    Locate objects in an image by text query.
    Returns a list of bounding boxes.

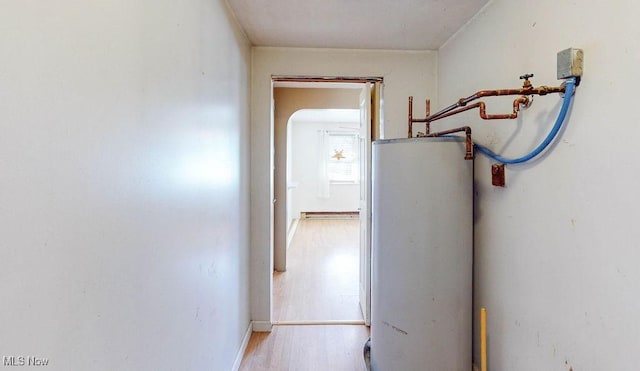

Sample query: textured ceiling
[226,0,489,50]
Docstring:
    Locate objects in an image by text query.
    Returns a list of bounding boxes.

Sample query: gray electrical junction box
[557,48,584,79]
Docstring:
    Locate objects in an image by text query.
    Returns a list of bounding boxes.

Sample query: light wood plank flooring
[239,325,369,371]
[240,219,369,370]
[274,218,362,321]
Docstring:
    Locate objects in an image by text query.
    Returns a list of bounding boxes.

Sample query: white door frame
[270,76,383,325]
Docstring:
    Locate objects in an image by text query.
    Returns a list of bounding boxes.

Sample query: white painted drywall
[439,1,640,369]
[251,48,437,322]
[289,120,360,220]
[0,1,251,370]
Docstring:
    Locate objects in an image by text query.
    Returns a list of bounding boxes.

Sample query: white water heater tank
[371,137,473,371]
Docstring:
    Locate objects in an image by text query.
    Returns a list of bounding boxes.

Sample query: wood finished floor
[240,219,369,370]
[238,325,370,371]
[274,218,363,322]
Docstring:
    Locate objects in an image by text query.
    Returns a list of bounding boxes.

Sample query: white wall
[251,48,438,325]
[289,120,360,219]
[0,1,251,370]
[438,1,640,369]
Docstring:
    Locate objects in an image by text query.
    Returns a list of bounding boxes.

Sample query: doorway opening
[271,77,383,325]
[285,109,361,246]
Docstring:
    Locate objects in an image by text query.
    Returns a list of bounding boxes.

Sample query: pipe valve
[519,73,534,89]
[519,73,534,80]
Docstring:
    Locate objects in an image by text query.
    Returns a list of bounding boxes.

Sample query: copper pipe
[408,96,413,138]
[427,84,566,123]
[425,99,431,135]
[425,126,473,160]
[407,98,432,137]
[429,96,530,122]
[473,85,563,98]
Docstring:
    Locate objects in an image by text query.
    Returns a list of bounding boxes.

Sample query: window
[326,132,359,183]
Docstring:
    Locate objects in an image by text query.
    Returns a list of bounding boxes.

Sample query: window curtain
[317,130,330,198]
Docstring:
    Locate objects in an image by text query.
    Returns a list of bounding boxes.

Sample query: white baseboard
[301,211,360,220]
[273,320,365,326]
[232,322,253,371]
[252,321,273,332]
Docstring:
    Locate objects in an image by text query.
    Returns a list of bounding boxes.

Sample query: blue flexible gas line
[474,77,577,164]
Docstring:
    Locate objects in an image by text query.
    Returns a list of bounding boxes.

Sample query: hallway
[240,218,369,370]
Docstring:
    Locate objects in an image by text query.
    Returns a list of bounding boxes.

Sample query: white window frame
[325,131,360,184]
